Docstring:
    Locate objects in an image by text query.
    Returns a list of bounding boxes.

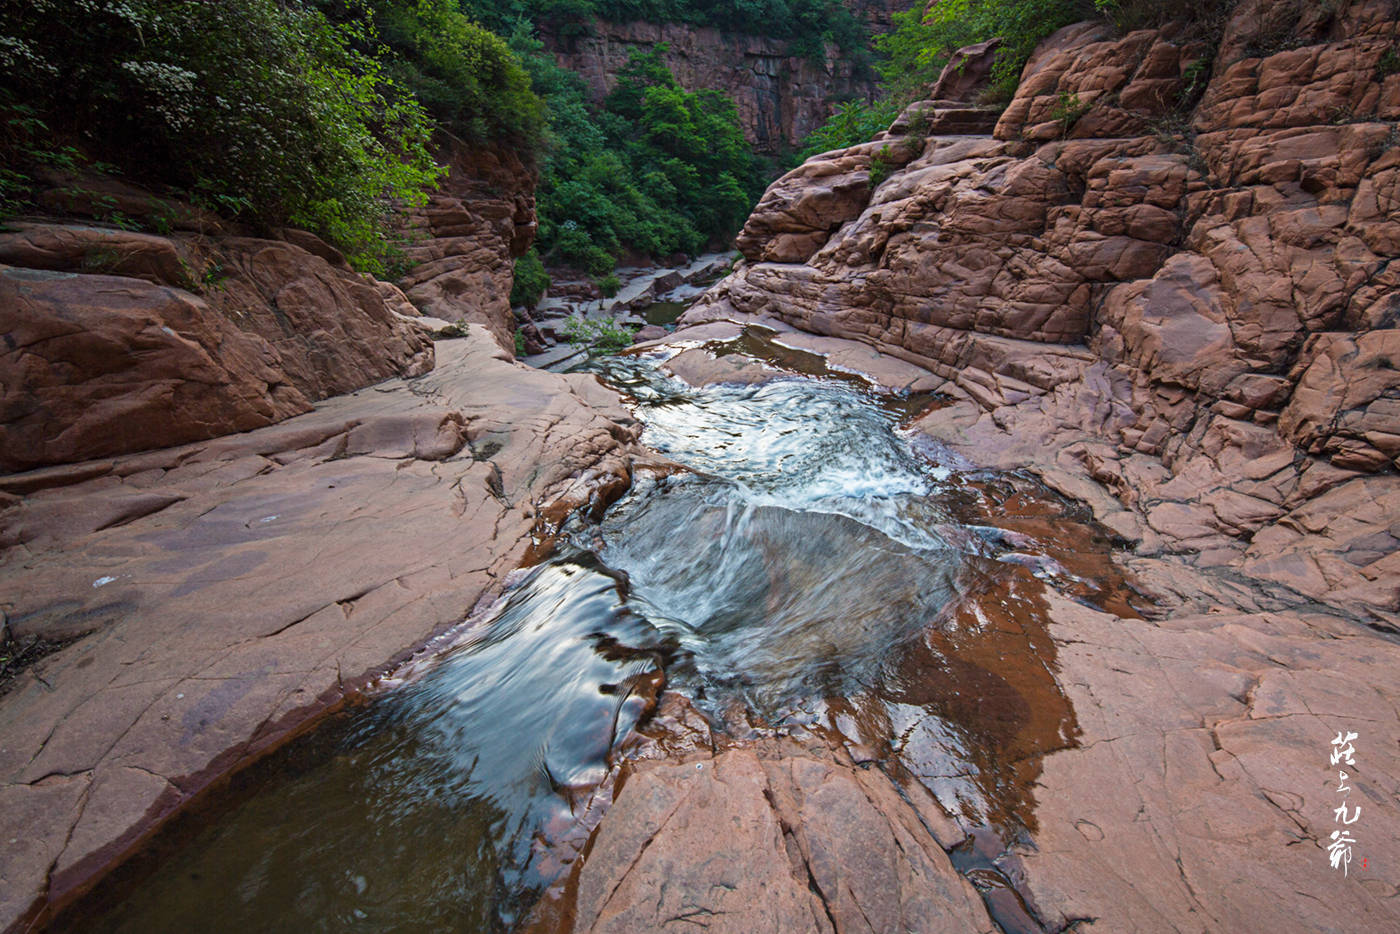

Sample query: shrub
[868,144,895,187]
[796,99,902,162]
[878,0,1095,102]
[340,0,545,146]
[510,247,550,307]
[1092,0,1237,33]
[596,272,621,297]
[0,0,455,273]
[1377,44,1400,79]
[562,315,635,351]
[1050,90,1092,136]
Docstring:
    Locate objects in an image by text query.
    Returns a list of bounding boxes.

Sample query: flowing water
[69,331,1138,933]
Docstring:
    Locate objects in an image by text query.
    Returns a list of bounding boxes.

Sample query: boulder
[928,37,1003,103]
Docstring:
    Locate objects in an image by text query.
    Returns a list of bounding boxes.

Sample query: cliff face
[844,0,909,33]
[541,19,879,152]
[691,0,1400,623]
[397,138,538,350]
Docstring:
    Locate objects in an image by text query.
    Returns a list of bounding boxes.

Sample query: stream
[69,330,1140,933]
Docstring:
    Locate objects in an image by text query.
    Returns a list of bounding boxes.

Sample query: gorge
[3,0,1400,932]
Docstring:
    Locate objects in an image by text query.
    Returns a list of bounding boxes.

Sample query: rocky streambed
[7,319,1399,934]
[518,254,733,368]
[6,2,1400,930]
[55,326,1144,933]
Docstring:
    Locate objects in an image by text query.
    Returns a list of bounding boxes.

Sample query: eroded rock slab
[0,328,657,931]
[535,740,995,934]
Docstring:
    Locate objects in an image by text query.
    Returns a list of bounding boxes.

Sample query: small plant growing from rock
[1377,45,1400,80]
[200,259,227,291]
[868,144,895,188]
[1050,91,1092,138]
[905,106,933,138]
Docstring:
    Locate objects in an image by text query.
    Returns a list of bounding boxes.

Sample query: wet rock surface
[0,328,656,931]
[537,739,997,934]
[661,3,1400,929]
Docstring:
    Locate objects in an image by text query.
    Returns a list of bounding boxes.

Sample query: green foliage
[1092,0,1236,33]
[1050,90,1091,136]
[1378,45,1400,79]
[514,328,528,356]
[510,247,551,307]
[867,144,895,187]
[0,0,461,273]
[515,37,761,272]
[562,315,635,351]
[877,0,1093,102]
[796,99,902,161]
[595,272,621,297]
[321,0,545,146]
[797,1,1092,161]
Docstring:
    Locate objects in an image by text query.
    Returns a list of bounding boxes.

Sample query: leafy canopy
[516,37,762,274]
[0,0,548,274]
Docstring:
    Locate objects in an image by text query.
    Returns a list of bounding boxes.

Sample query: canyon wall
[689,0,1400,627]
[541,12,887,152]
[397,138,538,350]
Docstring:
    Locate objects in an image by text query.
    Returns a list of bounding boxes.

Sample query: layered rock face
[397,139,538,350]
[0,215,432,474]
[691,0,1400,624]
[542,19,878,152]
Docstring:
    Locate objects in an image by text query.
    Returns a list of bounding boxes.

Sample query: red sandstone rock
[0,221,434,472]
[536,740,995,934]
[929,38,1003,103]
[0,329,657,930]
[0,265,310,472]
[1280,329,1400,470]
[397,140,538,352]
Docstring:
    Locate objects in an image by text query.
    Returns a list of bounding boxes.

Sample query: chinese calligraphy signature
[1328,730,1362,875]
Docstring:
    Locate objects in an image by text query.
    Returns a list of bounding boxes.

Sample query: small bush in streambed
[562,315,635,352]
[595,273,621,298]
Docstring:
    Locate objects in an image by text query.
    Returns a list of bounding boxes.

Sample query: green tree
[0,0,454,273]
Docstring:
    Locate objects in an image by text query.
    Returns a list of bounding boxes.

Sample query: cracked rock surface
[0,329,655,931]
